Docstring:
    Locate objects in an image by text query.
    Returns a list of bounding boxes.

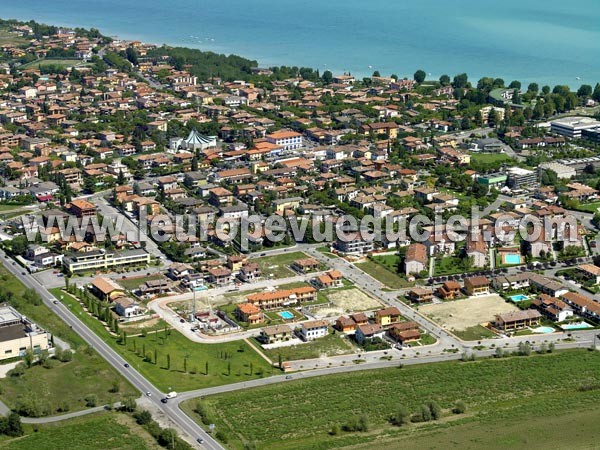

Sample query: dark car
[124,363,130,368]
[197,438,204,444]
[161,398,168,404]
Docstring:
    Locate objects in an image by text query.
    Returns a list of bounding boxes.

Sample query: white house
[300,320,329,341]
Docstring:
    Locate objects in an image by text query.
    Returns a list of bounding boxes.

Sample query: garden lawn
[453,325,497,341]
[250,251,311,279]
[185,350,600,450]
[116,274,166,291]
[355,259,412,289]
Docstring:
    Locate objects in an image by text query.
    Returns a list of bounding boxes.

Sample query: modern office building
[506,167,538,189]
[62,248,151,273]
[0,305,50,361]
[550,117,600,139]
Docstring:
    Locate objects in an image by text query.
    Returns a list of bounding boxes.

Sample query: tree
[413,69,426,83]
[508,80,521,89]
[593,83,600,102]
[527,82,539,93]
[5,413,23,437]
[23,348,34,368]
[125,47,139,65]
[372,70,381,77]
[392,404,410,425]
[135,409,153,425]
[418,404,432,422]
[577,84,593,98]
[322,70,333,85]
[84,394,97,407]
[428,400,442,420]
[453,400,466,414]
[439,74,450,86]
[122,397,137,412]
[452,73,469,89]
[512,89,521,105]
[358,414,369,432]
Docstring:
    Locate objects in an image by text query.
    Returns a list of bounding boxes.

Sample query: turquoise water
[3,0,600,86]
[278,311,294,320]
[561,322,593,330]
[510,294,528,302]
[504,254,522,265]
[532,326,555,334]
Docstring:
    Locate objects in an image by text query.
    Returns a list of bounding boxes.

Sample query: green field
[117,274,166,291]
[52,288,273,391]
[453,325,497,341]
[574,201,600,213]
[259,333,359,362]
[19,58,89,69]
[250,251,311,279]
[184,350,600,450]
[469,153,512,165]
[0,348,136,417]
[0,265,137,416]
[0,412,161,450]
[356,259,412,289]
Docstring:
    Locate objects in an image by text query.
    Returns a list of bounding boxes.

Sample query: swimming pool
[503,254,521,265]
[532,326,555,334]
[278,311,294,320]
[560,322,593,330]
[509,294,528,302]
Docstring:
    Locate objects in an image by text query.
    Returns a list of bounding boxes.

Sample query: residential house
[407,287,434,303]
[300,320,329,341]
[374,307,402,327]
[494,310,542,331]
[464,276,490,296]
[259,324,293,344]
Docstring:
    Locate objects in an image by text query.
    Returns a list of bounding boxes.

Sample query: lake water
[3,0,600,86]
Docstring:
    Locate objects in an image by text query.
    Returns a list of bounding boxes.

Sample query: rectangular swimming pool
[278,311,294,320]
[560,322,593,330]
[503,254,521,265]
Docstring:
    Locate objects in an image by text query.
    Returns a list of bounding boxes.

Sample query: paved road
[0,251,222,450]
[93,194,170,264]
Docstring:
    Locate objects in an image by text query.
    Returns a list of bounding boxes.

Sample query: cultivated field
[184,350,600,450]
[312,288,383,318]
[419,294,518,331]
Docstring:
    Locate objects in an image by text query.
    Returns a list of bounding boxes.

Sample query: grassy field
[259,333,359,362]
[0,266,81,347]
[117,274,166,291]
[0,348,136,416]
[0,412,161,450]
[356,259,412,289]
[52,288,273,391]
[250,251,315,279]
[184,350,600,450]
[575,201,600,213]
[469,153,512,165]
[434,256,478,276]
[19,58,89,69]
[0,28,29,46]
[0,266,137,416]
[453,325,497,341]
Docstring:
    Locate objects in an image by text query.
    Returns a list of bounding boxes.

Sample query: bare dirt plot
[419,294,518,331]
[313,288,383,318]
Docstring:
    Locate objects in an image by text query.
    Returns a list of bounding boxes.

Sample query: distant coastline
[3,0,600,87]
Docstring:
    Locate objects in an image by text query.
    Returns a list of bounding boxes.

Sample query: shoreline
[1,12,594,88]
